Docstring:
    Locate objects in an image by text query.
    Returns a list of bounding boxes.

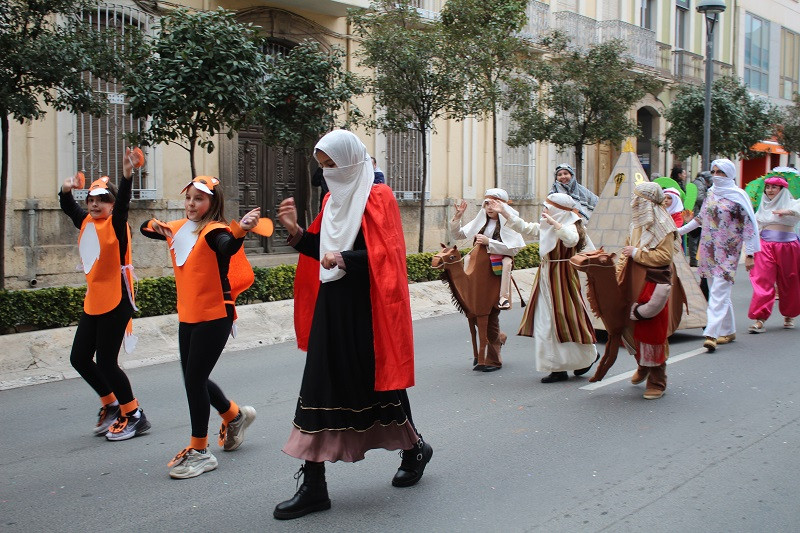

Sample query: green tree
[0,0,124,289]
[508,34,661,183]
[254,41,364,224]
[350,0,467,252]
[440,0,530,188]
[123,8,269,178]
[777,92,800,155]
[664,76,780,161]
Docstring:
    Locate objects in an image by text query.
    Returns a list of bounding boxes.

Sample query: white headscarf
[459,189,527,250]
[756,184,800,228]
[708,158,760,254]
[315,130,374,283]
[663,187,684,216]
[539,192,582,257]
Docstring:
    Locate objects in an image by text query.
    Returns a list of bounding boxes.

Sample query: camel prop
[570,249,687,382]
[432,244,505,368]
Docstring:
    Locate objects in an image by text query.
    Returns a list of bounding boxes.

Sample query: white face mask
[712,176,730,188]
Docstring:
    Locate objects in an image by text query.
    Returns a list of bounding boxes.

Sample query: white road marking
[579,347,707,390]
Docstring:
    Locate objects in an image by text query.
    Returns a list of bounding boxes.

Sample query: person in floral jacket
[677,159,760,352]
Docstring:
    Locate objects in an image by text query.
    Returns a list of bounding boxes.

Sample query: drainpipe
[25,122,38,287]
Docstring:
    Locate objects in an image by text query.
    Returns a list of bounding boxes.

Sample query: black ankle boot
[273,462,331,520]
[541,371,569,383]
[392,436,433,487]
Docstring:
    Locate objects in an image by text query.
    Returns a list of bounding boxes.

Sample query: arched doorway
[636,106,662,177]
[233,8,333,253]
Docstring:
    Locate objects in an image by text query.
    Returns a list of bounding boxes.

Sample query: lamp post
[696,0,727,172]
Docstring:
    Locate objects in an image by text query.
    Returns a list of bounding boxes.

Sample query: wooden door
[237,127,307,253]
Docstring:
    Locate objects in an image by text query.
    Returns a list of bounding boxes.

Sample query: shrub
[0,245,540,333]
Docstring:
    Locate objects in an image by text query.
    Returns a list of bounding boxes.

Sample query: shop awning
[751,139,788,155]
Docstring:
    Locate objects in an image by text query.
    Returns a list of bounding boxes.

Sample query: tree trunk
[417,125,427,253]
[575,142,584,184]
[189,140,197,179]
[0,114,8,289]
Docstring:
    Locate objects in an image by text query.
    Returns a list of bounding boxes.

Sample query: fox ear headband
[88,176,112,196]
[181,176,220,195]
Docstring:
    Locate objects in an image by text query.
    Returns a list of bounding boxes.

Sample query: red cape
[293,185,415,391]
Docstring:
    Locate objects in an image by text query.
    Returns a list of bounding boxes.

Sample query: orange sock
[190,436,208,451]
[220,400,240,424]
[100,393,117,406]
[120,398,139,416]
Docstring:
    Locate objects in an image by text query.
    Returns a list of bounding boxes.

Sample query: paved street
[2,275,799,532]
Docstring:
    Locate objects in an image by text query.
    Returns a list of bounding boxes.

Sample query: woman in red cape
[273,130,432,521]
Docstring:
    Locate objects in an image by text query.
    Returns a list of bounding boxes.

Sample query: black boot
[541,371,568,383]
[392,436,433,487]
[273,462,331,520]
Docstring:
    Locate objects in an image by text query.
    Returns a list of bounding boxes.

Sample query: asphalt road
[2,275,799,532]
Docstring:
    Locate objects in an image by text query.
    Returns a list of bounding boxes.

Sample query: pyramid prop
[582,141,707,330]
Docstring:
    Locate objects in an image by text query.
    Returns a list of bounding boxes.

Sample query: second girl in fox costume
[142,176,259,479]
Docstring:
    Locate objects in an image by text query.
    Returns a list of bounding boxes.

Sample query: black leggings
[70,298,135,405]
[178,308,234,439]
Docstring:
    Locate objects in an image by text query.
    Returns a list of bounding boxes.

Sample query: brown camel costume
[432,244,506,371]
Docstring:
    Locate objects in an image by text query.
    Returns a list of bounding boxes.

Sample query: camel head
[431,243,461,270]
[569,248,616,271]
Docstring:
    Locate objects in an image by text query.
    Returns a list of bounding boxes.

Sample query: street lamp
[696,0,727,172]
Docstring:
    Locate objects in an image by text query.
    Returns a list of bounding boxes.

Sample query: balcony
[712,59,734,79]
[408,0,444,19]
[673,49,704,85]
[518,1,550,42]
[553,11,598,51]
[598,20,657,69]
[264,0,370,17]
[656,42,672,77]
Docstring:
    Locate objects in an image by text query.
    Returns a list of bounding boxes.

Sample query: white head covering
[459,189,526,250]
[631,182,677,251]
[662,187,684,216]
[756,183,800,228]
[708,158,761,254]
[315,130,374,283]
[539,192,581,257]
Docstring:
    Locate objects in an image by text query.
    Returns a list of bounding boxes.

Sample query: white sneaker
[219,405,256,451]
[168,448,218,479]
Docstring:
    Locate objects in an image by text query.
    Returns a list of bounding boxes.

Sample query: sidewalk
[0,269,537,390]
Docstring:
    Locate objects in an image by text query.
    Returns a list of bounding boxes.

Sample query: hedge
[0,243,539,333]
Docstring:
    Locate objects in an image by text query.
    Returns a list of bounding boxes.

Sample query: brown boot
[643,363,666,400]
[631,365,649,385]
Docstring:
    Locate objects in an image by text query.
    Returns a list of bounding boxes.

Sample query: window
[498,109,535,200]
[781,28,800,100]
[745,13,770,93]
[641,0,657,31]
[675,4,689,50]
[383,127,430,201]
[73,4,156,199]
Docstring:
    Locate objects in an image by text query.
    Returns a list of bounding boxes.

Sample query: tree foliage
[508,34,661,182]
[254,40,364,224]
[664,76,780,161]
[122,8,270,178]
[0,0,129,289]
[440,0,530,186]
[778,92,800,155]
[256,41,364,150]
[350,0,467,252]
